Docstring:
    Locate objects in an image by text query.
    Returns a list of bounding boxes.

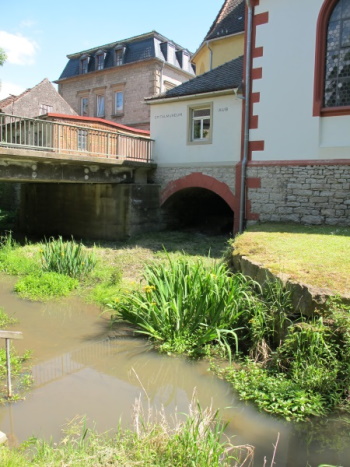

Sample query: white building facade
[245,0,350,226]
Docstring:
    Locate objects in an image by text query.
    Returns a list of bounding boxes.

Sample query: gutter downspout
[206,41,213,70]
[239,0,253,233]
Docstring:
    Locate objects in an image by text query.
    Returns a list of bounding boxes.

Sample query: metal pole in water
[5,338,12,398]
[0,331,23,399]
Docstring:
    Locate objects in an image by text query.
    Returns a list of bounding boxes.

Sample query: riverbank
[0,226,349,465]
[230,223,350,304]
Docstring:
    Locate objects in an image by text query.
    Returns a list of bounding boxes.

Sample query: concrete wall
[18,183,161,240]
[150,93,242,167]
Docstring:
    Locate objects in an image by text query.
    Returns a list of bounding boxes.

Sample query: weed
[40,236,96,279]
[14,272,79,301]
[217,361,326,422]
[0,398,254,466]
[109,255,257,358]
[0,306,17,327]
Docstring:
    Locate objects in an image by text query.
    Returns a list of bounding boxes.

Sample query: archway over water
[162,187,234,235]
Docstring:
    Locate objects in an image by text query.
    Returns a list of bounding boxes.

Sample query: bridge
[0,113,155,183]
[0,113,160,240]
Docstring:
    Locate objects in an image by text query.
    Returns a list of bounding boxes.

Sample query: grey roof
[149,56,243,100]
[204,0,245,42]
[57,31,194,81]
[0,78,49,110]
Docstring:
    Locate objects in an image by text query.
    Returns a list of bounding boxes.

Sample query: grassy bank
[0,399,253,466]
[1,226,350,423]
[232,223,350,296]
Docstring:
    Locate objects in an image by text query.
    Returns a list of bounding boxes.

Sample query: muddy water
[0,276,349,466]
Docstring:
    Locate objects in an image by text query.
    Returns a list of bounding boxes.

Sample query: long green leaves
[110,256,258,357]
[40,236,96,279]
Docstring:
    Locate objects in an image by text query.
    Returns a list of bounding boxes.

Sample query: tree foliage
[0,48,7,66]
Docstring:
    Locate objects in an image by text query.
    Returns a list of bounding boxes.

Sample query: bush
[109,255,258,357]
[218,361,326,422]
[40,236,96,279]
[0,232,40,275]
[14,272,79,301]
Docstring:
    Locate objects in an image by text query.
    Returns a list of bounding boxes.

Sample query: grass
[0,398,254,466]
[232,223,350,296]
[14,272,79,301]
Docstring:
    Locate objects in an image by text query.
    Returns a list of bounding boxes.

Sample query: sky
[0,0,224,99]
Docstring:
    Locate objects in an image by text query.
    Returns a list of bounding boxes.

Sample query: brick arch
[160,172,237,212]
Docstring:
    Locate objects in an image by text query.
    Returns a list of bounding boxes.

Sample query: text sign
[0,331,23,340]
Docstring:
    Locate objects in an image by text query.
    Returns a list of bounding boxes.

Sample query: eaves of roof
[147,56,243,102]
[42,113,150,136]
[66,30,191,59]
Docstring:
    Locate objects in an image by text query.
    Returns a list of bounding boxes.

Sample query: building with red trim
[148,0,350,233]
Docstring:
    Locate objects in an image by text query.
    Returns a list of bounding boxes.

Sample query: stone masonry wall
[247,164,350,226]
[154,166,236,193]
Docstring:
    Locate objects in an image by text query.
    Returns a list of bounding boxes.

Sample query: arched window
[314,0,350,116]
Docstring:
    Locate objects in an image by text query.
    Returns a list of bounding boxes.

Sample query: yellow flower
[143,285,156,293]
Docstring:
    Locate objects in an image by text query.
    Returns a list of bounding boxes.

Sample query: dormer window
[176,50,183,68]
[96,52,105,71]
[115,47,125,66]
[80,55,90,74]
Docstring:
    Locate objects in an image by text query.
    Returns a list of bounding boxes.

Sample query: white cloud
[0,31,38,65]
[0,81,26,100]
[20,19,36,29]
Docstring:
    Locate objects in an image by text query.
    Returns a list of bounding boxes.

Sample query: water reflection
[0,278,349,466]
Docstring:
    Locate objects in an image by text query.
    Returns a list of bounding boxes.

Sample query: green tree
[0,48,7,66]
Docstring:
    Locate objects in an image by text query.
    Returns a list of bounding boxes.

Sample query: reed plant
[40,236,96,279]
[110,255,258,357]
[0,399,253,466]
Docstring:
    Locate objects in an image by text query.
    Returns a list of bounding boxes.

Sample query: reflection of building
[0,78,76,118]
[56,31,195,131]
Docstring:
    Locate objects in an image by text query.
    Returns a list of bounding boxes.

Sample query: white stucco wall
[149,93,242,166]
[251,0,350,161]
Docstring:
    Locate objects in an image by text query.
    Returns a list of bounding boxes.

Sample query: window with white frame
[115,49,123,66]
[188,105,212,143]
[114,91,124,113]
[96,53,105,70]
[96,94,105,117]
[39,103,53,115]
[80,57,89,74]
[80,97,89,116]
[78,129,88,151]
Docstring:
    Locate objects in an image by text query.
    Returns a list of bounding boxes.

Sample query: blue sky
[0,0,223,99]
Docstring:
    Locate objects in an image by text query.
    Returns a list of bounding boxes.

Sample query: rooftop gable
[204,0,245,42]
[147,56,243,101]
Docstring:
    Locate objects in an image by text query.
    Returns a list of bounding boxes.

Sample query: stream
[0,276,349,466]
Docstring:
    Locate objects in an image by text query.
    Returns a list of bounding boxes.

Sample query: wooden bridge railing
[0,113,153,162]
